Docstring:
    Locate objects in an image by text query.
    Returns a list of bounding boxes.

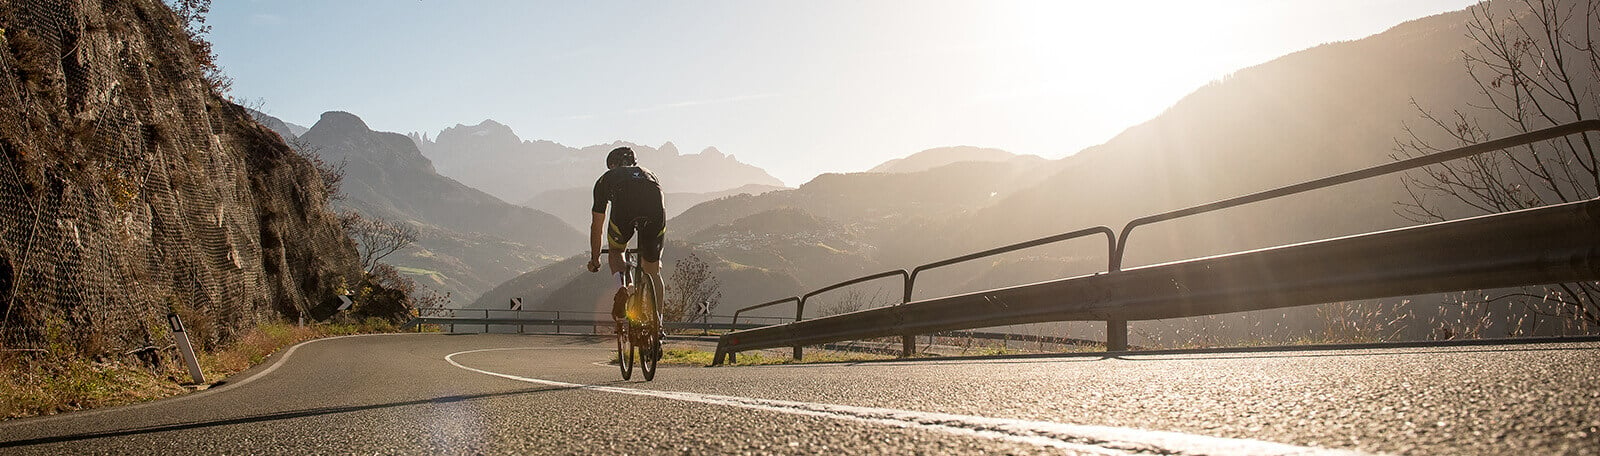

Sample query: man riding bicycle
[585,147,666,333]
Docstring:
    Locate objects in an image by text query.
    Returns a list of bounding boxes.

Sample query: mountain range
[412,121,786,203]
[253,110,585,303]
[521,183,790,232]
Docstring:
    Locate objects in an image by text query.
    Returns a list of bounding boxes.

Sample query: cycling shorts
[608,216,665,263]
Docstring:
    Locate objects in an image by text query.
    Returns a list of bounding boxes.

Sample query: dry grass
[0,351,186,420]
[1,318,411,420]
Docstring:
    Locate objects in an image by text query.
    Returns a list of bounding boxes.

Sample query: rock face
[0,1,360,352]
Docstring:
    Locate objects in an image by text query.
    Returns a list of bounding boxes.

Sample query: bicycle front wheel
[616,320,634,380]
[637,273,661,381]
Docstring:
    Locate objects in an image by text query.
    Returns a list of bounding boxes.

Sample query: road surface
[1,334,1596,454]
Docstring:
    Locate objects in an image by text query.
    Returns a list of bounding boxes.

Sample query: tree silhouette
[667,253,721,324]
[340,212,419,273]
[1395,0,1598,331]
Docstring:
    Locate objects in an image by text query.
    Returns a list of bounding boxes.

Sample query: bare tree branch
[1396,0,1599,329]
[341,212,419,273]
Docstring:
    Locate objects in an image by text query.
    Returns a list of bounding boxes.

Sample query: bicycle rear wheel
[616,319,634,380]
[637,273,661,381]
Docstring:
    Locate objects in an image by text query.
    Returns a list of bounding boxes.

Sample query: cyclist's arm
[589,210,605,263]
[590,175,609,265]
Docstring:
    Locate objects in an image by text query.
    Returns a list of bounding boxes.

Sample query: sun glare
[973,2,1276,151]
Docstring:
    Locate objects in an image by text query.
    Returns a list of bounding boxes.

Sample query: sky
[208,1,1480,187]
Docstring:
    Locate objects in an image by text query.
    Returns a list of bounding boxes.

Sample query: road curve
[1,334,1596,455]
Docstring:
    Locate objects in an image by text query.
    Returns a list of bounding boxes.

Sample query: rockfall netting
[0,0,361,354]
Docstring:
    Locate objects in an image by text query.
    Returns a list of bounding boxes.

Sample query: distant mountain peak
[313,111,371,134]
[464,119,514,137]
[432,118,521,151]
[701,146,725,158]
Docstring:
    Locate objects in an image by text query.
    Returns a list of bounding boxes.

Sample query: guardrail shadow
[1108,336,1600,362]
[743,335,1600,368]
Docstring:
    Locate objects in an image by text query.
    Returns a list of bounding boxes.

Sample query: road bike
[607,248,662,381]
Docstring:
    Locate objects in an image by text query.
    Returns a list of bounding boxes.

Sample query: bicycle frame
[604,248,663,380]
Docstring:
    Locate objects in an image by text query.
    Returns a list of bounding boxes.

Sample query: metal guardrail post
[794,299,805,360]
[1106,320,1128,352]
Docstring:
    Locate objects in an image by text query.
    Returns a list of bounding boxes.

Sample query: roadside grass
[0,352,185,421]
[1,318,412,420]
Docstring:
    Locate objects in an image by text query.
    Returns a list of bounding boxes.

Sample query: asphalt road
[1,334,1596,455]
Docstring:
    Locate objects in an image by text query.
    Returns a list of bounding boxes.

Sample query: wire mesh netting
[0,0,360,355]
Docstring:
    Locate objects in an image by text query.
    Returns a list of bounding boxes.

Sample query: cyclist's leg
[641,259,664,314]
[638,219,667,337]
[607,219,635,320]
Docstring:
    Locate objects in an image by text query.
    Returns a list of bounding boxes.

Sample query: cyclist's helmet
[606,147,637,168]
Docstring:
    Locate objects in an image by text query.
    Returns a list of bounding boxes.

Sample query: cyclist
[585,147,667,335]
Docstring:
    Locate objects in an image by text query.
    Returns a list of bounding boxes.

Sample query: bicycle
[605,248,662,381]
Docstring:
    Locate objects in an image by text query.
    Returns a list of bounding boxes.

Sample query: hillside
[413,120,785,203]
[296,112,582,302]
[956,4,1494,268]
[868,146,1046,174]
[0,1,359,352]
[471,240,804,317]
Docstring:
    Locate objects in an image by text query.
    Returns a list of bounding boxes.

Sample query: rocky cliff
[0,0,360,353]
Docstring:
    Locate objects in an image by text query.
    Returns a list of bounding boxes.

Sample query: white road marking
[446,347,1366,456]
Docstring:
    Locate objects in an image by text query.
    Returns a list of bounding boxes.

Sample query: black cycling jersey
[593,165,666,262]
[592,166,663,217]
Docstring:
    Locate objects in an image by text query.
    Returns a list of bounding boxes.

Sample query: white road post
[167,313,206,384]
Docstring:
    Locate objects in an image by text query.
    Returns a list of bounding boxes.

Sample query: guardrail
[714,119,1600,365]
[730,228,1118,359]
[403,309,788,334]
